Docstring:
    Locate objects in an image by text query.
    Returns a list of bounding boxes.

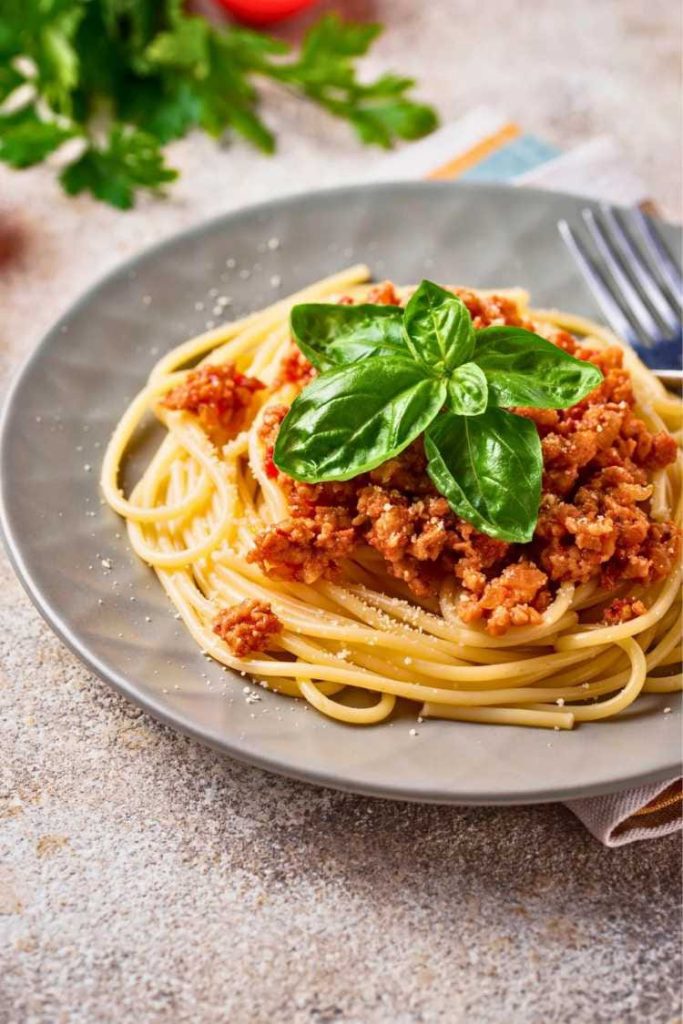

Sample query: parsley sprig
[274,283,603,542]
[0,2,437,209]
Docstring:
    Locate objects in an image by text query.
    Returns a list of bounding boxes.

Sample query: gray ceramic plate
[1,182,680,804]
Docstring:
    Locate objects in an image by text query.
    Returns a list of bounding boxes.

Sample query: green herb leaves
[425,410,542,543]
[273,281,604,542]
[0,106,76,168]
[270,16,437,150]
[291,304,406,372]
[0,4,438,207]
[404,280,475,372]
[474,327,602,408]
[60,126,177,209]
[447,363,488,417]
[274,358,446,481]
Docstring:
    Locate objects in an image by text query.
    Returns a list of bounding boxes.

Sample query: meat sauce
[213,599,281,656]
[249,284,680,636]
[162,363,264,446]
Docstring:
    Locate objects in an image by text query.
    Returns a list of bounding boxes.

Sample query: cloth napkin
[375,109,681,845]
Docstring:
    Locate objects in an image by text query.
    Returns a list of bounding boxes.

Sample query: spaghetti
[101,266,682,729]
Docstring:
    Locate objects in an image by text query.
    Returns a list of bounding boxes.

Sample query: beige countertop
[1,1,681,1021]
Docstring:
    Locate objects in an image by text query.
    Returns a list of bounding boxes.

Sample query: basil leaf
[425,409,542,542]
[447,362,488,416]
[290,303,407,371]
[403,280,475,373]
[274,357,446,482]
[474,326,603,409]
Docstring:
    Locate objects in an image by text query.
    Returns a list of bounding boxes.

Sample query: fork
[558,206,682,387]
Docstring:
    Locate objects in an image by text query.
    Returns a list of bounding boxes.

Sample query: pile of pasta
[102,266,682,729]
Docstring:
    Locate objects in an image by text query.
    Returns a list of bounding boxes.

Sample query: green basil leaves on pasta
[474,326,603,408]
[274,279,603,540]
[403,279,475,372]
[446,362,488,416]
[273,356,446,481]
[425,410,542,543]
[291,303,406,371]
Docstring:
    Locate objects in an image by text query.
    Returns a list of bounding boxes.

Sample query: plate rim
[1,179,681,805]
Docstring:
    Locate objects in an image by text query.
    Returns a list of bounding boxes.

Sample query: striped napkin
[376,109,681,845]
[370,106,651,207]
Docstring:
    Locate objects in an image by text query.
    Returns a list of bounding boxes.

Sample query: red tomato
[213,0,319,25]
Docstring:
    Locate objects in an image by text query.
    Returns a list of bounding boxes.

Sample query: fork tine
[628,209,683,303]
[581,208,660,343]
[600,206,680,333]
[557,219,641,346]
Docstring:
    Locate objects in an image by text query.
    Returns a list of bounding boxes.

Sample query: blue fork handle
[631,334,682,371]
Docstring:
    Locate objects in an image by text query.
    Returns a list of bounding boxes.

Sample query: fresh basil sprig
[274,281,603,542]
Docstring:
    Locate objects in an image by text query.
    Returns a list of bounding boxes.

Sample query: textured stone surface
[1,1,681,1021]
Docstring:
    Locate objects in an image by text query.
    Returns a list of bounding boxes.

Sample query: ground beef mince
[602,597,648,625]
[273,346,316,389]
[213,599,281,656]
[162,363,264,446]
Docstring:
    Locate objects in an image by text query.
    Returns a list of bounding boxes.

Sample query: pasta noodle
[101,266,682,729]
